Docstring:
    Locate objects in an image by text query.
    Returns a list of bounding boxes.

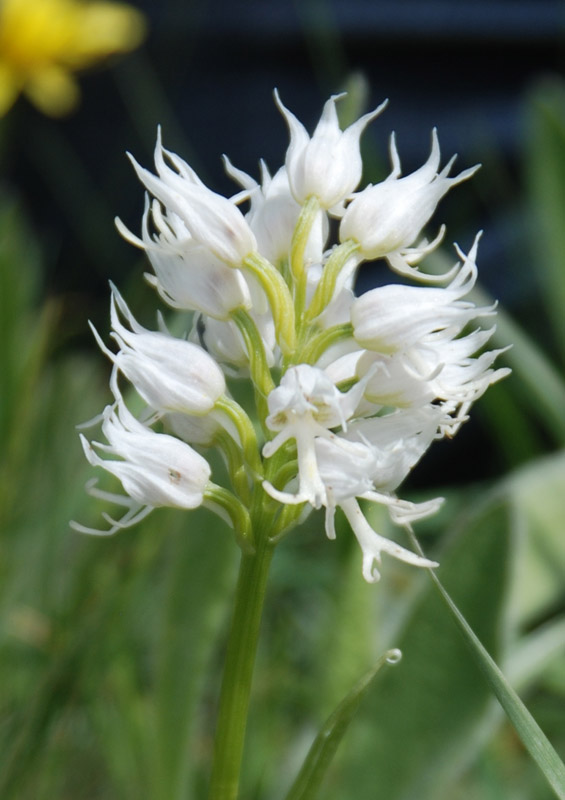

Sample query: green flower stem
[215,429,253,505]
[290,196,320,277]
[270,458,298,499]
[305,239,360,323]
[232,308,275,427]
[297,322,354,365]
[207,500,276,800]
[203,483,255,554]
[293,268,309,333]
[215,395,264,479]
[270,501,306,544]
[242,252,296,354]
[290,196,320,324]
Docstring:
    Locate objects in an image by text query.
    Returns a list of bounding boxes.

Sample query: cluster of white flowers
[74,91,509,582]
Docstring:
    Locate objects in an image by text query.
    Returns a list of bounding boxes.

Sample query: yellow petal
[24,65,80,116]
[0,62,22,116]
[63,3,147,67]
[0,0,147,67]
[0,0,147,118]
[0,0,76,61]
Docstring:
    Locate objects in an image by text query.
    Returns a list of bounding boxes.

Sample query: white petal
[340,131,479,260]
[98,288,226,415]
[277,90,386,208]
[340,498,438,583]
[128,147,257,266]
[80,380,212,512]
[351,241,482,353]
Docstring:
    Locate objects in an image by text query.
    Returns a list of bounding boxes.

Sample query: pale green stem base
[207,519,275,800]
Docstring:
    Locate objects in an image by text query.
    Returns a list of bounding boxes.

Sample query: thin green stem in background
[284,649,402,800]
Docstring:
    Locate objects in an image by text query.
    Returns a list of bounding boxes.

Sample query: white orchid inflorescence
[74,90,509,582]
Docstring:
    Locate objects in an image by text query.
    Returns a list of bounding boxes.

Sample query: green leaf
[427,570,565,800]
[474,291,565,444]
[505,451,565,626]
[315,534,378,714]
[335,498,513,800]
[284,649,402,800]
[507,616,565,693]
[525,77,565,365]
[153,509,235,800]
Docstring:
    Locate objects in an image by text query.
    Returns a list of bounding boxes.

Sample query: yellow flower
[0,0,146,117]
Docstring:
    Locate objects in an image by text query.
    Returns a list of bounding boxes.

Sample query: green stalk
[232,309,275,428]
[305,239,360,323]
[298,322,354,365]
[242,252,296,354]
[207,501,275,800]
[290,195,320,280]
[214,395,264,478]
[290,196,321,326]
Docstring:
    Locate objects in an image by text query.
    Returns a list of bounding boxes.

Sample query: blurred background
[1,1,565,798]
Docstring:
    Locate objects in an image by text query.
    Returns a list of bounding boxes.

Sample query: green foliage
[283,649,402,800]
[329,500,513,800]
[524,78,565,368]
[0,198,236,799]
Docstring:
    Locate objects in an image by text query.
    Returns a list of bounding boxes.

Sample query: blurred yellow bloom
[0,0,146,116]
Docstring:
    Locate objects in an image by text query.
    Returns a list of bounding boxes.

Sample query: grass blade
[410,528,565,800]
[284,649,402,800]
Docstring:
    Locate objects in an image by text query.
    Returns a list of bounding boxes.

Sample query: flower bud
[80,396,211,511]
[340,129,479,261]
[276,90,387,210]
[351,237,489,353]
[93,288,226,415]
[128,129,257,266]
[116,199,252,319]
